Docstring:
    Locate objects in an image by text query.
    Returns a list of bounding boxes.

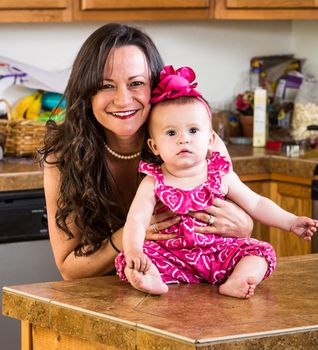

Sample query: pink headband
[151,65,212,118]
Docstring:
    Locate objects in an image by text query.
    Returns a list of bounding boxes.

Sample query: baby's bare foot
[130,269,168,295]
[219,276,258,299]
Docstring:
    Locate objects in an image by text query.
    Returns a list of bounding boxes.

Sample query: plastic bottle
[253,87,267,147]
[249,67,261,91]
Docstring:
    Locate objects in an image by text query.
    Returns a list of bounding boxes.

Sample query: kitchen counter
[0,157,42,191]
[0,146,317,191]
[228,145,318,184]
[2,254,318,349]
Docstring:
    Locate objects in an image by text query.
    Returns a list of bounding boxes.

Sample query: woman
[40,23,253,281]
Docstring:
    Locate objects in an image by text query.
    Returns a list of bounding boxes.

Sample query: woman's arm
[210,132,232,165]
[44,162,121,280]
[44,160,179,280]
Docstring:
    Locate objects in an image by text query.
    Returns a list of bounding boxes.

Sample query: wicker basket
[0,99,11,146]
[5,119,46,156]
[0,98,46,157]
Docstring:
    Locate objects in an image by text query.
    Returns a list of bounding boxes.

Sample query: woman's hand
[188,198,253,238]
[145,203,180,241]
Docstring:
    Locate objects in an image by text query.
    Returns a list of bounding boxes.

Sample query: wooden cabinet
[73,0,212,21]
[214,0,318,19]
[245,179,312,257]
[244,180,271,244]
[268,181,312,257]
[0,0,72,22]
[2,0,318,22]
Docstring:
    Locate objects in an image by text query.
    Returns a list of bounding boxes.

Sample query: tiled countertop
[229,145,318,182]
[0,146,317,191]
[2,254,318,349]
[0,157,42,191]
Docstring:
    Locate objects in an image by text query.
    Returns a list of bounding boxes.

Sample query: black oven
[0,189,48,243]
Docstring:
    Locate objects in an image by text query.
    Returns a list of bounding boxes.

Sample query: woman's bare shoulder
[43,152,58,166]
[43,153,61,190]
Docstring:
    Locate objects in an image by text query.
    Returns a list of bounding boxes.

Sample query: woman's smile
[108,109,140,119]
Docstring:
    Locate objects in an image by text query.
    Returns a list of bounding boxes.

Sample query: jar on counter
[292,77,318,141]
[307,124,318,148]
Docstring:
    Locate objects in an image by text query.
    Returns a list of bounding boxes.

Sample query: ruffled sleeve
[206,152,231,192]
[208,152,231,174]
[138,161,163,182]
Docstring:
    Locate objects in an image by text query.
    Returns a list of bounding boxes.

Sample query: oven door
[0,189,48,243]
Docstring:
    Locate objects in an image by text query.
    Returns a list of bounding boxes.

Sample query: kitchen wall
[0,20,317,108]
[291,21,318,77]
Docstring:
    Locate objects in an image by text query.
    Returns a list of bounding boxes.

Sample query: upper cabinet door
[225,0,317,9]
[74,0,212,21]
[0,0,72,22]
[81,0,209,9]
[215,0,318,19]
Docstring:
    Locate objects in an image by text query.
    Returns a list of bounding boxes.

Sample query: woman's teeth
[111,110,136,118]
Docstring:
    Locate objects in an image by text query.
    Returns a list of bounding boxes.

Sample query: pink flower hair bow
[151,65,202,103]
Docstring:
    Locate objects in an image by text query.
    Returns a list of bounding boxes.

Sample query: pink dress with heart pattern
[115,152,276,285]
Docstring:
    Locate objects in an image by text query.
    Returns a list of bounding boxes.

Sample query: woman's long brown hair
[38,23,164,256]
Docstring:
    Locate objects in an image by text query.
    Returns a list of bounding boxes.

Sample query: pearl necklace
[104,143,141,160]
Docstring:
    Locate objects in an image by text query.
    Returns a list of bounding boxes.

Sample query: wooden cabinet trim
[74,0,212,20]
[239,173,311,186]
[215,0,318,19]
[226,0,318,9]
[0,0,72,22]
[0,0,68,10]
[21,320,32,350]
[239,173,269,182]
[270,173,311,186]
[74,10,210,21]
[2,0,318,22]
[74,0,212,21]
[81,0,210,10]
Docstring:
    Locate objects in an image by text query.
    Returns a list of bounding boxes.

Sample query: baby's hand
[125,249,152,272]
[290,217,318,240]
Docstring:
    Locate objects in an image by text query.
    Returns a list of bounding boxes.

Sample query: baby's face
[147,100,213,167]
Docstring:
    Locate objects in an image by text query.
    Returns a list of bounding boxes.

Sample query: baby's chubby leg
[219,256,268,299]
[124,264,168,295]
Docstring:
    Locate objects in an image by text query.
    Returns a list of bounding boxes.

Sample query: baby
[115,65,317,298]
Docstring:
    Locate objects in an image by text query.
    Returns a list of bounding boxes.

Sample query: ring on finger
[207,215,215,226]
[151,223,159,233]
